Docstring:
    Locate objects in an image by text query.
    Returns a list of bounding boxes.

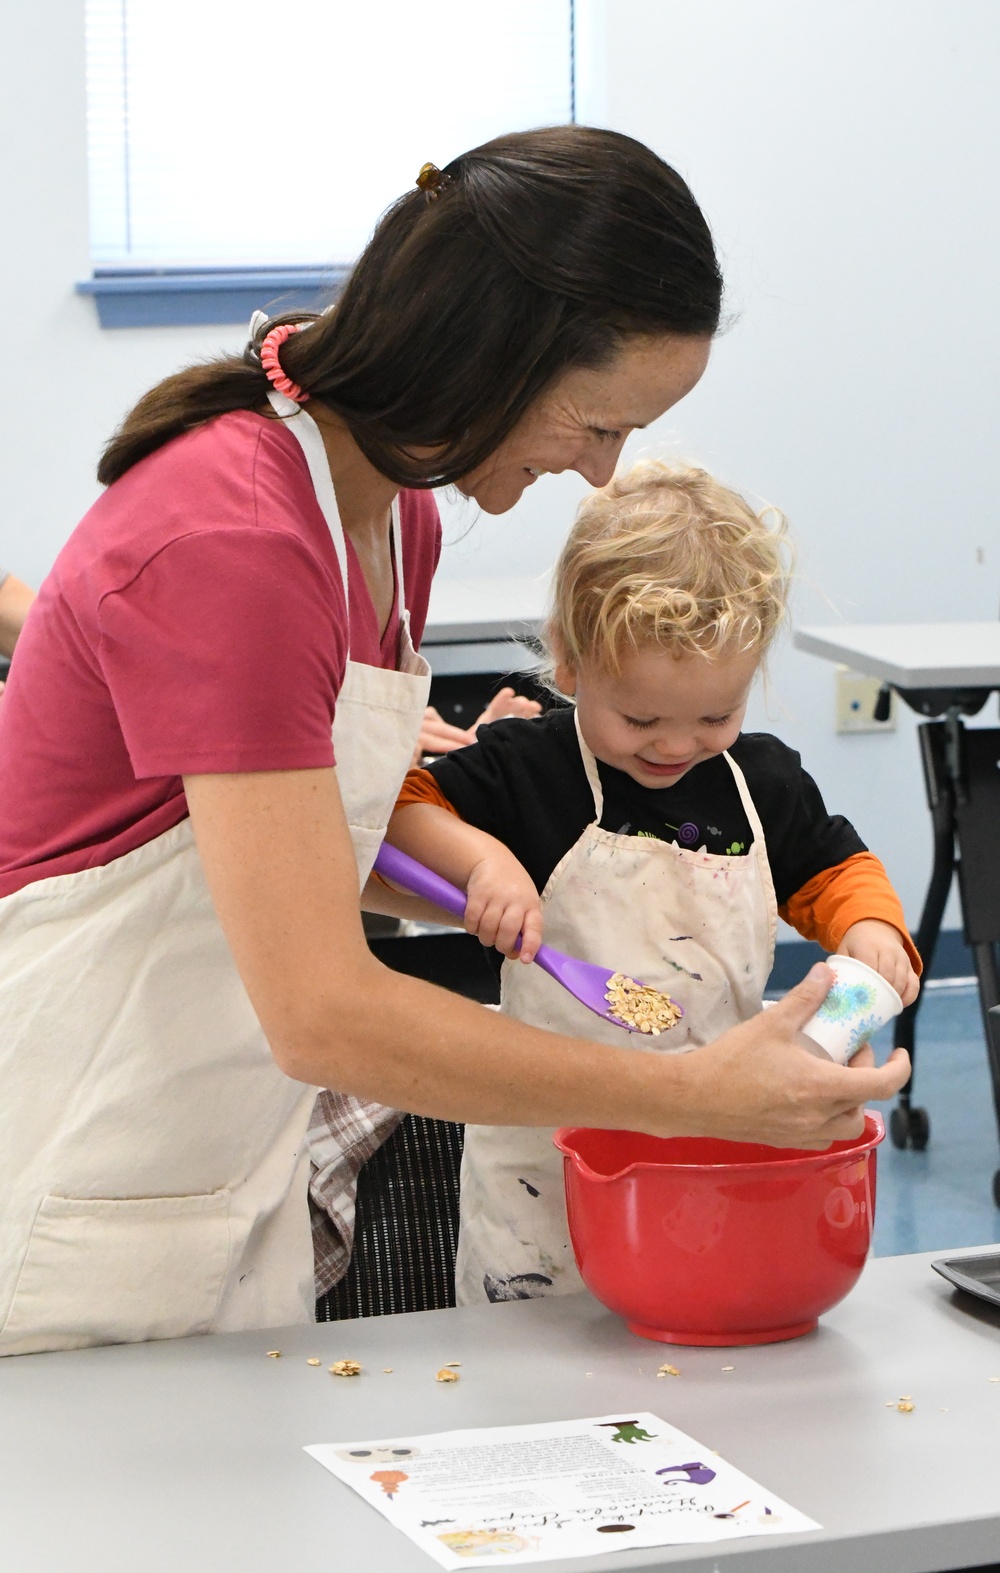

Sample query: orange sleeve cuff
[779,851,922,975]
[395,767,462,815]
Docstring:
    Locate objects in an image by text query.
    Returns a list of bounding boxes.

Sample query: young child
[386,462,920,1307]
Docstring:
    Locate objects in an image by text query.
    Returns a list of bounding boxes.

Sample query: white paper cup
[800,955,903,1065]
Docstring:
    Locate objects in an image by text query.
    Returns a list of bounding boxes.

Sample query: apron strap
[268,391,413,634]
[723,749,779,963]
[572,707,604,821]
[722,750,768,847]
[268,390,349,587]
[390,495,407,615]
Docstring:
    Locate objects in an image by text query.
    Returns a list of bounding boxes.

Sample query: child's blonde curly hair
[546,461,791,675]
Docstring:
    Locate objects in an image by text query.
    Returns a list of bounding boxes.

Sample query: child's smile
[555,645,760,789]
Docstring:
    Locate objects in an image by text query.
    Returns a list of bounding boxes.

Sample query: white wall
[0,1,246,592]
[3,0,998,929]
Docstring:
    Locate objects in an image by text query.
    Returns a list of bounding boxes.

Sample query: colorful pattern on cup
[815,981,884,1054]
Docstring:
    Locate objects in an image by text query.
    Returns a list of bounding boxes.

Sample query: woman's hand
[838,919,920,1006]
[465,848,543,961]
[668,965,912,1149]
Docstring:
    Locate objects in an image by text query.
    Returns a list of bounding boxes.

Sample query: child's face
[557,644,759,789]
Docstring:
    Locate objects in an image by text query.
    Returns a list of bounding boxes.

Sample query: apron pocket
[0,1191,232,1356]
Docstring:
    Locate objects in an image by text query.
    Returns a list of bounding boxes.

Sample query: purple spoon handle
[372,842,646,1028]
[373,841,560,971]
[374,842,470,924]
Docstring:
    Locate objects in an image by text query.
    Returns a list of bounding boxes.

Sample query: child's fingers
[462,890,486,938]
[875,947,919,1008]
[495,903,530,959]
[517,906,544,964]
[474,896,509,951]
[898,962,920,1007]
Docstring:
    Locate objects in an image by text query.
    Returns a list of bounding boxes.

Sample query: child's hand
[837,920,920,1006]
[465,850,543,962]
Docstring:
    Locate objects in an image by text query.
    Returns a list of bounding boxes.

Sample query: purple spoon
[374,843,683,1034]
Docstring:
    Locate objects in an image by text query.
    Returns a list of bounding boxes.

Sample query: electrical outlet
[835,665,896,733]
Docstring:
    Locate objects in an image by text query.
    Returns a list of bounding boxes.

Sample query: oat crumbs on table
[436,1368,460,1383]
[657,1364,681,1377]
[329,1360,362,1377]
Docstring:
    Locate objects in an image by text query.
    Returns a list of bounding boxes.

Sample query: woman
[0,127,908,1356]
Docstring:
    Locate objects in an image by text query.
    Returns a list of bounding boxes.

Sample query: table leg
[890,723,957,1150]
[989,1008,1000,1210]
[973,948,1000,1161]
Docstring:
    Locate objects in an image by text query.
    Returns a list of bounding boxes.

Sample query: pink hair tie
[260,322,310,403]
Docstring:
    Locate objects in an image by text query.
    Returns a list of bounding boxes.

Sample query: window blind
[85,0,574,269]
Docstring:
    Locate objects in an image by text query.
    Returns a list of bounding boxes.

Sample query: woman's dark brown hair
[98,126,722,488]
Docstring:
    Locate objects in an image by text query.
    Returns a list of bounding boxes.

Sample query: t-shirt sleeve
[780,850,921,972]
[97,529,345,779]
[425,724,525,845]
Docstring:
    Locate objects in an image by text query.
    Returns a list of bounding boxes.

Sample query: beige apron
[0,393,429,1355]
[455,712,777,1306]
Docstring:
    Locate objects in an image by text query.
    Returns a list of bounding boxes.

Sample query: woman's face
[457,333,711,515]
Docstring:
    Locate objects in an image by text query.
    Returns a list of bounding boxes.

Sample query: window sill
[75,266,347,328]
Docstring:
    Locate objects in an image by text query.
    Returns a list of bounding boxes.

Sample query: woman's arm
[184,766,911,1148]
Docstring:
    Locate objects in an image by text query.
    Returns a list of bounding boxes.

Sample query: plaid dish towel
[308,1090,403,1296]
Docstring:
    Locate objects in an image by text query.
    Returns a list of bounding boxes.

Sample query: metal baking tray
[931,1251,1000,1308]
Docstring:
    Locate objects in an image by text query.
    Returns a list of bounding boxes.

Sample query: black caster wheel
[908,1106,930,1150]
[889,1105,930,1150]
[993,1169,1000,1210]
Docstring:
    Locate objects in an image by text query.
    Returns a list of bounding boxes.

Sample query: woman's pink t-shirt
[0,410,440,897]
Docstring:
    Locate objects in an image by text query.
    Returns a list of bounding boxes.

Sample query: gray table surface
[423,575,551,646]
[794,623,1000,690]
[2,1248,999,1573]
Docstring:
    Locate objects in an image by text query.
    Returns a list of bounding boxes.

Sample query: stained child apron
[0,394,429,1355]
[455,712,778,1306]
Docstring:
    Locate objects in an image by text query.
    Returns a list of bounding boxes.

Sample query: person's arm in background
[186,765,911,1151]
[0,572,35,662]
[414,686,542,763]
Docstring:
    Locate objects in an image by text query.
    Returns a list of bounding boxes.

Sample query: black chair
[316,1114,465,1320]
[316,928,499,1321]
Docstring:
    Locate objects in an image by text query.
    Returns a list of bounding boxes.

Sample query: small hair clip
[415,161,450,201]
[243,308,270,367]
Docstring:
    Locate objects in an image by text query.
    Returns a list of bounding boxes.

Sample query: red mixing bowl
[553,1113,884,1346]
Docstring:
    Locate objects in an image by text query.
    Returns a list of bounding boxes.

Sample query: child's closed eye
[702,713,733,727]
[623,715,657,730]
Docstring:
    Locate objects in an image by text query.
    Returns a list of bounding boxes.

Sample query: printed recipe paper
[306,1411,819,1567]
